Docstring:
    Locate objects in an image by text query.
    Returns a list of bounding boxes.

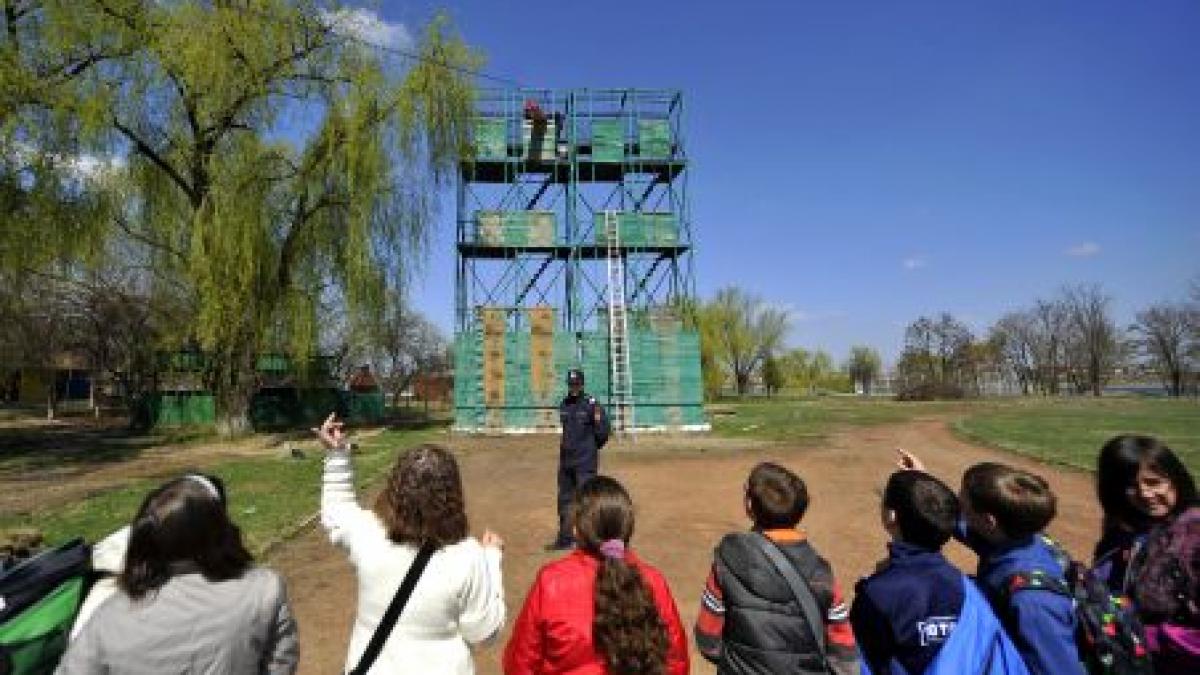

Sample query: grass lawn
[710,395,1199,476]
[0,425,445,555]
[953,397,1200,474]
[710,396,969,443]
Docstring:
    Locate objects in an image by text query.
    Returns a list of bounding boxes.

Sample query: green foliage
[846,345,883,394]
[697,286,790,396]
[2,2,481,433]
[761,355,785,396]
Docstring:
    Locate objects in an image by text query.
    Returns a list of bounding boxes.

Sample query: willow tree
[3,1,479,435]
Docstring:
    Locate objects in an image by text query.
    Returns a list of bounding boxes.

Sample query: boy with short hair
[959,462,1082,675]
[695,462,858,675]
[851,470,965,674]
[899,451,1083,675]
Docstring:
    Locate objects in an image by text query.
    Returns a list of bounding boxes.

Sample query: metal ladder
[604,210,634,435]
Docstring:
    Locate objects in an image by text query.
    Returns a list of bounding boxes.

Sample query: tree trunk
[211,342,257,437]
[215,383,254,437]
[735,372,750,396]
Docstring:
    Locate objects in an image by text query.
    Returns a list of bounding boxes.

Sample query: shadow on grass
[0,420,212,474]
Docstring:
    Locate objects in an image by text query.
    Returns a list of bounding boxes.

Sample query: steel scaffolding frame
[454,88,703,432]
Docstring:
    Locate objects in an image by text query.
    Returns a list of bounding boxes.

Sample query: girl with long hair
[503,475,688,674]
[1094,434,1200,674]
[57,474,299,674]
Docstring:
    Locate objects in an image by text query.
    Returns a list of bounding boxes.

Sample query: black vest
[714,532,833,675]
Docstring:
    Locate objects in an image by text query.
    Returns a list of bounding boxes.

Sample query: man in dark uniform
[547,368,609,550]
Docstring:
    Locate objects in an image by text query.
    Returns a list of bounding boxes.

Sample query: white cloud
[902,256,926,271]
[1065,241,1101,258]
[320,8,414,50]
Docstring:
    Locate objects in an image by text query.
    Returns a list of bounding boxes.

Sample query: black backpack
[997,535,1153,675]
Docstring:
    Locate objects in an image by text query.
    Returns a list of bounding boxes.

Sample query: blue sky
[368,0,1199,364]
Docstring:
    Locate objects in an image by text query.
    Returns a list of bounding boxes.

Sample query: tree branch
[113,213,187,262]
[113,118,196,203]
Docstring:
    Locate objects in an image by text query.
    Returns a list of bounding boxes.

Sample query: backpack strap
[998,569,1072,606]
[346,542,435,675]
[751,533,828,664]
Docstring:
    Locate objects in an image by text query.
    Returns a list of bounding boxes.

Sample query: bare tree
[1062,284,1124,396]
[1132,303,1196,397]
[989,311,1037,394]
[0,273,77,419]
[341,289,449,408]
[896,313,976,398]
[1029,299,1069,394]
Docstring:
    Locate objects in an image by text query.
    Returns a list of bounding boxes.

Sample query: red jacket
[503,549,689,674]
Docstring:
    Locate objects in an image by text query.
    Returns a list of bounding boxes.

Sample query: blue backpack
[862,575,1031,675]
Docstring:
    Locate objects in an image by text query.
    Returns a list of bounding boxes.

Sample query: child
[1094,435,1199,674]
[504,475,689,674]
[694,462,858,675]
[899,450,1083,675]
[851,470,965,674]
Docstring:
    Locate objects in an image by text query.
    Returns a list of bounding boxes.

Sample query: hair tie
[598,538,626,560]
[185,474,221,501]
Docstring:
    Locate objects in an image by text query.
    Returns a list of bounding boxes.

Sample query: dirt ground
[271,416,1103,675]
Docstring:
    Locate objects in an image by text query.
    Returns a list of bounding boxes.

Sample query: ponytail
[593,555,669,674]
[573,476,669,675]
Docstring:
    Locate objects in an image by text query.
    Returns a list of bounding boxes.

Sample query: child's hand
[480,530,504,550]
[895,447,926,472]
[312,412,348,451]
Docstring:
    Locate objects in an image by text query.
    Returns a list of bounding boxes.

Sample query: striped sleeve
[825,578,859,675]
[694,564,726,663]
[320,448,362,549]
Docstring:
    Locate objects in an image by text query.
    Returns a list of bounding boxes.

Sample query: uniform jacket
[56,567,298,675]
[558,393,607,467]
[862,576,1031,675]
[851,541,965,675]
[963,528,1084,675]
[503,549,689,675]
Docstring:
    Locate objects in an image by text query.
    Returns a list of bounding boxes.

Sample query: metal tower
[453,89,706,433]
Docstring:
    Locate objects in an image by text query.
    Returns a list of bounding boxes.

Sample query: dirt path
[272,417,1103,674]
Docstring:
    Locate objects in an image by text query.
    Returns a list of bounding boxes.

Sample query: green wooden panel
[638,119,672,158]
[474,118,507,159]
[475,211,556,246]
[150,393,215,426]
[593,212,678,246]
[591,119,624,162]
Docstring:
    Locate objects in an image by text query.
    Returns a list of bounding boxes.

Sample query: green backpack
[0,539,91,675]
